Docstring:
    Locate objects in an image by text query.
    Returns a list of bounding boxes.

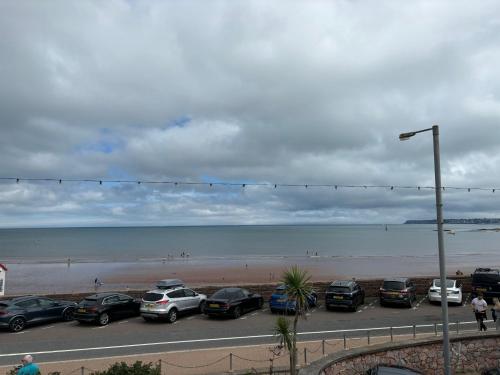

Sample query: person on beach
[492,297,500,330]
[17,355,40,375]
[471,293,488,331]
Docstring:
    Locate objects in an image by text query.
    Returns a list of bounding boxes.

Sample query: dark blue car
[269,285,317,314]
[0,295,76,332]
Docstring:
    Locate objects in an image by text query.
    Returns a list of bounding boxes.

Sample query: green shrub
[90,361,160,375]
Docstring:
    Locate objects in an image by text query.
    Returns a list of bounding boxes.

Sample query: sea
[1,224,499,294]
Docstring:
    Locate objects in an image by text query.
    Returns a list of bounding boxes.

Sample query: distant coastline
[405,218,500,224]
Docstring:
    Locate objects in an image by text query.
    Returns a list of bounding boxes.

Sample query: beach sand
[4,253,496,295]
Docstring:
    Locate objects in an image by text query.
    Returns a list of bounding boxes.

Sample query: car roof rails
[475,268,500,273]
[155,279,185,290]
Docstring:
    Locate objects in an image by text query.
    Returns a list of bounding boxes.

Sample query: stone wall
[301,332,500,375]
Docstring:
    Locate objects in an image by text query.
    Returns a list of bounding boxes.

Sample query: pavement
[0,333,453,375]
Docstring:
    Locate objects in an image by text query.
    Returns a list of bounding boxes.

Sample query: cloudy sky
[1,0,500,227]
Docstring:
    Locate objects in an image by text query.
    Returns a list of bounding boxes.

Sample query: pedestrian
[471,293,488,331]
[492,297,500,331]
[17,355,40,375]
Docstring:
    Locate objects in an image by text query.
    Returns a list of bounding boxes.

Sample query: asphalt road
[0,295,483,366]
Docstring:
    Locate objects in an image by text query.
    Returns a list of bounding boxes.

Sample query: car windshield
[143,293,163,302]
[211,289,231,299]
[328,286,350,293]
[383,281,405,290]
[434,280,455,288]
[80,298,98,306]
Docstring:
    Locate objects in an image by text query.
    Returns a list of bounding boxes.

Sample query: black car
[204,287,263,319]
[74,292,141,326]
[367,365,422,374]
[471,268,500,301]
[325,280,365,311]
[379,278,416,307]
[0,295,76,332]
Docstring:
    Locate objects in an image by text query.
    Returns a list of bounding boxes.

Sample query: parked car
[204,287,263,319]
[379,278,417,308]
[74,292,140,326]
[428,278,463,305]
[367,365,422,374]
[325,280,365,311]
[483,368,500,375]
[140,279,207,323]
[0,295,76,332]
[269,284,318,314]
[471,268,500,301]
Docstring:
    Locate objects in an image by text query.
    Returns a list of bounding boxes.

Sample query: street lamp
[399,125,451,375]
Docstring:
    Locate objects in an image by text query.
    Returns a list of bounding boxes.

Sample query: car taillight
[87,306,98,312]
[156,300,169,305]
[0,310,6,316]
[400,289,409,294]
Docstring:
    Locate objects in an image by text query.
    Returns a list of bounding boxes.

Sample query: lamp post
[399,125,450,375]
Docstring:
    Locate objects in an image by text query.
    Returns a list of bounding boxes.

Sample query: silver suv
[140,279,207,323]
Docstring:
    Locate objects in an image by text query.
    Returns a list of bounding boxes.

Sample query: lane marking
[13,331,27,335]
[41,326,55,330]
[0,321,482,358]
[262,308,268,312]
[251,313,258,316]
[118,321,129,325]
[186,317,195,320]
[91,326,107,330]
[239,317,247,320]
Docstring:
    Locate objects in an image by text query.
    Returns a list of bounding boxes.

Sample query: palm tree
[275,265,313,375]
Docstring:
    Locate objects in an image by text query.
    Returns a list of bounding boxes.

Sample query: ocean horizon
[2,224,500,294]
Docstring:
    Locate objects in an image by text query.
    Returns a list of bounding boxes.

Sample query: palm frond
[274,316,293,351]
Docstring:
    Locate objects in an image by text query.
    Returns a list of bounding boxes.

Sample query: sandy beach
[3,253,497,295]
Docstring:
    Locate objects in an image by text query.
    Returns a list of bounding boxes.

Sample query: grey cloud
[1,0,500,227]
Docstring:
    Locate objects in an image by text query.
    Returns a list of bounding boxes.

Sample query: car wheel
[326,305,332,311]
[9,317,26,332]
[310,295,318,307]
[62,308,75,321]
[199,301,206,313]
[167,308,177,323]
[361,296,365,305]
[232,306,241,319]
[98,312,110,326]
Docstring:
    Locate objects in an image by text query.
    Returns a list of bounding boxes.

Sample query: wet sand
[3,253,498,295]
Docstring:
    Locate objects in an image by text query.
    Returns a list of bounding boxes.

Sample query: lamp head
[399,132,416,141]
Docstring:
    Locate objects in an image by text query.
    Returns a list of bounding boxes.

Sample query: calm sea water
[1,225,500,294]
[1,224,499,262]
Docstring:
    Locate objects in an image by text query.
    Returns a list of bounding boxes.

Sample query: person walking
[17,355,40,375]
[492,297,500,331]
[471,293,488,331]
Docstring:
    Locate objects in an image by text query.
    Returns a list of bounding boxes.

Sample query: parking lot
[0,294,482,367]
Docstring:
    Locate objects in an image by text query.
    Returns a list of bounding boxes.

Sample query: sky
[1,0,500,227]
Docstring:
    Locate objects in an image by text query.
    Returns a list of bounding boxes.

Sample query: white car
[428,279,462,305]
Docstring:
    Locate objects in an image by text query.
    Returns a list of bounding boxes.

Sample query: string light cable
[0,177,497,192]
